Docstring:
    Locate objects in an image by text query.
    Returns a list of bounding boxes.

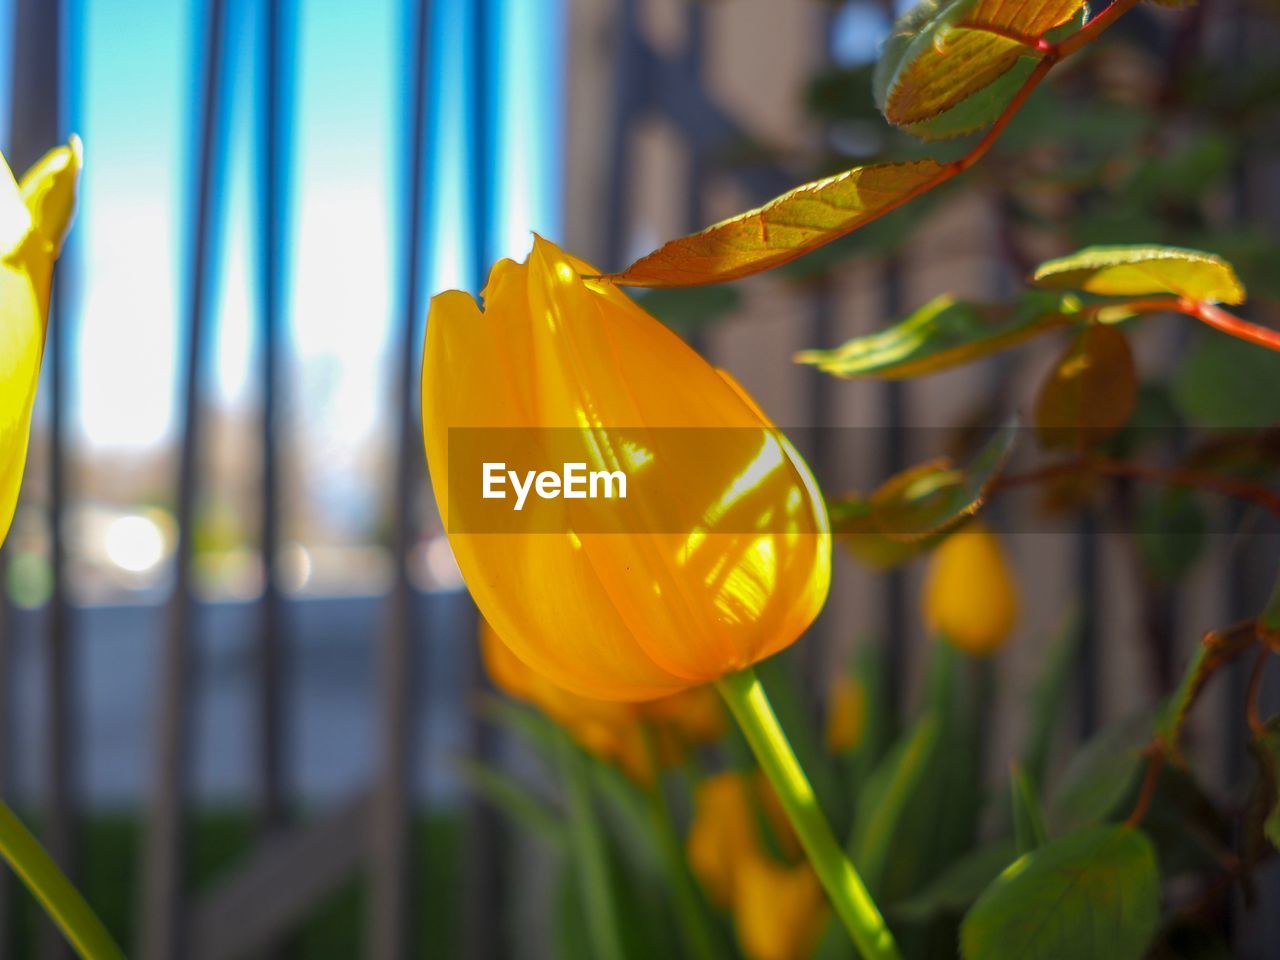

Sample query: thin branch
[608,0,1146,284]
[1246,647,1269,739]
[1125,746,1164,828]
[1118,297,1280,352]
[996,455,1280,519]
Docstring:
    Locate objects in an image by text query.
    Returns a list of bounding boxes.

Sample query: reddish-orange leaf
[882,0,1084,128]
[607,160,946,288]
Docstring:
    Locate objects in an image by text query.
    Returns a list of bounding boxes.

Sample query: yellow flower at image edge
[479,619,724,783]
[423,236,831,701]
[687,773,827,960]
[0,138,82,547]
[923,523,1018,656]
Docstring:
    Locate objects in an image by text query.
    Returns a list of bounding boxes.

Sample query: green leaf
[875,0,1086,134]
[961,825,1160,960]
[857,645,984,904]
[1263,570,1280,634]
[1248,714,1280,852]
[1034,324,1138,450]
[1173,332,1280,428]
[1135,488,1207,584]
[1011,766,1049,854]
[1020,611,1081,792]
[637,286,742,338]
[1032,245,1246,305]
[1048,713,1152,832]
[850,714,942,895]
[832,419,1017,570]
[797,291,1077,378]
[1158,619,1258,749]
[891,841,1018,922]
[454,758,566,846]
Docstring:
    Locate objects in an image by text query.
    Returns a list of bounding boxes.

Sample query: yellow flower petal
[0,140,82,548]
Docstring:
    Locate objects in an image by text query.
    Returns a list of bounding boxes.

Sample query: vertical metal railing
[8,2,74,958]
[368,0,432,954]
[140,0,231,955]
[461,2,507,957]
[255,0,289,840]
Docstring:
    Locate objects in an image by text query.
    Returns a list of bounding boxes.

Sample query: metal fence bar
[254,0,290,842]
[461,3,506,958]
[140,0,231,955]
[368,0,432,955]
[9,3,74,959]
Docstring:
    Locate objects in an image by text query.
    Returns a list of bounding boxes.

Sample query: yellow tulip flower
[922,524,1018,656]
[480,619,724,783]
[687,772,827,960]
[0,138,82,547]
[424,236,830,701]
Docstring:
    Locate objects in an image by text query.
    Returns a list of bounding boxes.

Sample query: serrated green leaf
[876,0,1085,133]
[961,825,1159,960]
[892,840,1018,921]
[797,291,1077,378]
[1032,244,1246,304]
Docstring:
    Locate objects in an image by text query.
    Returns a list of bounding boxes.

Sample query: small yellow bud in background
[686,772,826,960]
[733,855,826,960]
[922,524,1018,656]
[825,674,866,753]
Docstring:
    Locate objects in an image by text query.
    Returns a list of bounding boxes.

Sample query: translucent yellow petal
[0,150,32,260]
[424,237,831,700]
[0,264,43,546]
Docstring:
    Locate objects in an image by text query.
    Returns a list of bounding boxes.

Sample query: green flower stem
[0,802,124,960]
[557,732,626,960]
[640,731,726,960]
[716,667,901,960]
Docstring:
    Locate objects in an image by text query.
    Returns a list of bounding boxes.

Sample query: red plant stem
[1246,647,1269,739]
[1125,747,1164,828]
[997,455,1280,519]
[1119,297,1280,352]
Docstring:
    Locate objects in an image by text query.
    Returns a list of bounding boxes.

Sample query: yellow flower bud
[424,236,830,701]
[733,855,827,960]
[1,139,81,548]
[825,674,866,753]
[686,772,826,960]
[480,620,723,783]
[922,524,1018,656]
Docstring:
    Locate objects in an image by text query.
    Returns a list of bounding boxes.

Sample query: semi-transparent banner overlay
[445,426,1279,535]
